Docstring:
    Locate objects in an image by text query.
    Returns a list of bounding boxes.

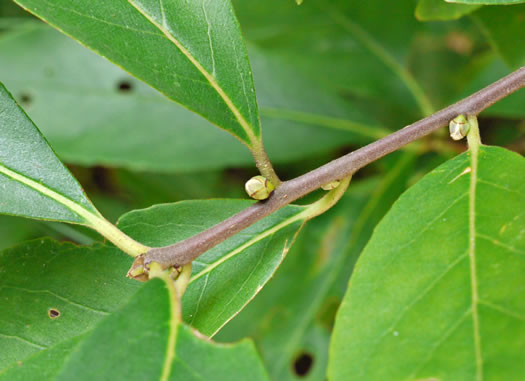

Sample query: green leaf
[12,0,261,147]
[0,239,140,375]
[0,24,382,172]
[0,244,269,380]
[455,55,525,118]
[118,199,306,336]
[474,4,525,68]
[216,153,417,380]
[329,146,525,380]
[54,280,269,381]
[416,0,481,21]
[0,83,147,256]
[0,83,99,224]
[234,0,435,121]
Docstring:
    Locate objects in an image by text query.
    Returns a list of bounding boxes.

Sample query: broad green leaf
[118,199,307,336]
[0,83,98,224]
[0,239,139,374]
[234,0,435,121]
[474,4,525,68]
[329,146,525,380]
[0,82,147,256]
[0,24,382,172]
[12,0,261,147]
[416,0,481,21]
[0,243,269,380]
[216,154,417,380]
[54,280,269,381]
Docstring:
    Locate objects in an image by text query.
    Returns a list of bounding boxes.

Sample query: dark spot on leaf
[48,308,60,319]
[293,352,314,377]
[19,93,32,107]
[117,80,133,93]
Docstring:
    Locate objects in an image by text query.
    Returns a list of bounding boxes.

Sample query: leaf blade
[0,83,98,224]
[329,146,525,380]
[118,199,306,336]
[12,0,261,145]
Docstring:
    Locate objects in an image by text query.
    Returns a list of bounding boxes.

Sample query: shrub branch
[129,66,525,276]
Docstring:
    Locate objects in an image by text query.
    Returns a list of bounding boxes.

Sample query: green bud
[449,114,470,141]
[245,175,275,200]
[321,180,341,191]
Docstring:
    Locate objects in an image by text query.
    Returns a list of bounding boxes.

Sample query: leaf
[12,0,261,147]
[474,4,525,68]
[0,244,269,380]
[0,24,382,172]
[329,146,525,380]
[117,199,307,336]
[455,55,525,118]
[416,0,481,21]
[234,0,435,121]
[0,239,140,375]
[55,280,269,381]
[0,83,99,224]
[216,153,417,380]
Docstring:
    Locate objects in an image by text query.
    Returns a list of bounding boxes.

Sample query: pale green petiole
[0,163,149,257]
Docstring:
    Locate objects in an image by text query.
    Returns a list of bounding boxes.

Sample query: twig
[129,66,525,274]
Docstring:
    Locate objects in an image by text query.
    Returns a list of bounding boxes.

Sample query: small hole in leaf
[117,80,133,93]
[293,352,314,377]
[48,308,60,319]
[19,93,32,107]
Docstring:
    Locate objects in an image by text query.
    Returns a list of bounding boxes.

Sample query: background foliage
[0,0,524,380]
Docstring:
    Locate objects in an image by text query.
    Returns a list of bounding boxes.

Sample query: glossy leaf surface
[118,199,306,336]
[0,243,268,380]
[54,280,269,381]
[329,146,525,380]
[13,0,261,146]
[0,240,139,375]
[0,83,98,224]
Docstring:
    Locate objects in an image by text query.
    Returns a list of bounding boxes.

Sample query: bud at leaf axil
[245,175,275,200]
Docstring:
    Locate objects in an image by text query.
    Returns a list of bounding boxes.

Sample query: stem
[133,66,525,271]
[86,215,149,257]
[251,139,281,187]
[129,177,350,276]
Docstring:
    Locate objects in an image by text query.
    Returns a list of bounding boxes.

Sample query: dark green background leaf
[474,4,525,68]
[0,24,381,172]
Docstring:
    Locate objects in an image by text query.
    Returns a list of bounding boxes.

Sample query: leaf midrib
[0,162,98,224]
[127,0,259,146]
[468,142,483,381]
[188,207,308,284]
